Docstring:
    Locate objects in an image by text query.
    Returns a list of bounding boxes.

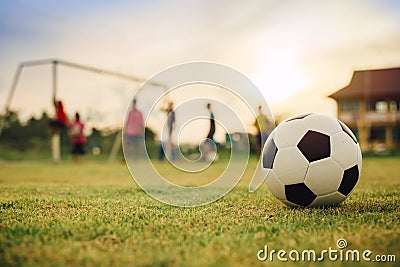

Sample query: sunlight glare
[253,52,311,104]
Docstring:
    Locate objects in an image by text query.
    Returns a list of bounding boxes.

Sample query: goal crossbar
[0,58,167,138]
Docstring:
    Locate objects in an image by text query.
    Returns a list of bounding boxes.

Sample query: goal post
[0,58,167,162]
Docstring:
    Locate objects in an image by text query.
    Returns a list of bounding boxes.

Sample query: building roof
[329,67,400,101]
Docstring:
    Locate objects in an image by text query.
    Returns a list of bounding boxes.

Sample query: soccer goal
[0,59,166,162]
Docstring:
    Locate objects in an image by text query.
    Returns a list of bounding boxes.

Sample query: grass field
[0,157,399,266]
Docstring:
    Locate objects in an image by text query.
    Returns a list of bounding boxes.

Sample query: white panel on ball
[331,131,359,169]
[310,191,347,207]
[274,120,308,149]
[304,114,342,136]
[265,170,286,200]
[304,158,344,195]
[273,147,309,185]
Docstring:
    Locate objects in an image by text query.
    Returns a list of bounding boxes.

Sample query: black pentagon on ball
[297,130,330,162]
[338,165,359,196]
[262,137,278,169]
[285,183,317,207]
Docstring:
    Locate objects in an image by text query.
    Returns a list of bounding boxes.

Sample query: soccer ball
[262,113,362,207]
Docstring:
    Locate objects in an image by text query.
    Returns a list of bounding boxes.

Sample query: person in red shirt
[48,98,69,162]
[49,99,68,132]
[124,99,144,160]
[69,112,86,162]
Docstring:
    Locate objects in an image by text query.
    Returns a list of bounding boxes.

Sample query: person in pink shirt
[69,112,86,163]
[124,99,144,159]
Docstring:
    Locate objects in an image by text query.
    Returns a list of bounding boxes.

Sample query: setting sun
[253,51,311,104]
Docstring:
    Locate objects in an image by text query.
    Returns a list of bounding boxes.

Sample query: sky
[1,0,400,141]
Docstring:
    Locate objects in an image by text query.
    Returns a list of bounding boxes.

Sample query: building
[329,67,400,151]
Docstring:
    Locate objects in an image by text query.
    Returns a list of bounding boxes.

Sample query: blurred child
[124,99,144,160]
[69,112,86,163]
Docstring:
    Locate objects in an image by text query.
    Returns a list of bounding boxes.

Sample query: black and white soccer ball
[262,113,362,207]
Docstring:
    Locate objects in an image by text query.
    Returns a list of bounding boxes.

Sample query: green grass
[0,158,399,266]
